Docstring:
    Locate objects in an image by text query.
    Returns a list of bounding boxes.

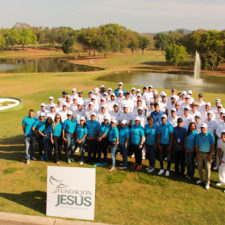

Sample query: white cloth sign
[46,166,96,220]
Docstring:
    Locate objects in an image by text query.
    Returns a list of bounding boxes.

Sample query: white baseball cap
[101,105,107,108]
[100,85,105,88]
[111,93,116,97]
[131,87,136,90]
[49,96,54,100]
[89,102,94,106]
[118,90,123,94]
[91,112,96,116]
[118,82,123,86]
[72,88,76,92]
[113,103,119,107]
[80,116,85,121]
[111,119,117,124]
[201,123,208,128]
[216,99,221,103]
[123,103,128,108]
[108,88,112,91]
[101,97,106,101]
[77,101,83,105]
[58,98,62,102]
[40,112,45,117]
[185,95,191,99]
[188,90,192,95]
[153,90,158,94]
[138,106,143,110]
[41,103,45,107]
[207,110,213,114]
[136,89,141,92]
[91,95,96,100]
[206,102,211,106]
[171,108,176,112]
[184,106,190,110]
[67,110,73,115]
[137,93,142,97]
[181,91,187,95]
[135,116,141,121]
[104,115,110,120]
[72,96,77,100]
[161,114,167,119]
[121,120,127,124]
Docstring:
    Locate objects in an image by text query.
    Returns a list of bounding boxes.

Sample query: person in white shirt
[83,91,93,109]
[189,102,201,119]
[174,101,182,117]
[94,88,100,103]
[146,102,155,117]
[195,115,202,134]
[121,92,134,112]
[55,99,63,113]
[160,94,167,112]
[120,105,132,126]
[85,102,97,121]
[201,102,214,122]
[132,107,147,128]
[212,99,221,114]
[60,91,68,103]
[216,114,225,139]
[90,95,99,111]
[182,106,193,128]
[73,102,85,124]
[130,87,137,101]
[69,97,78,113]
[143,86,152,105]
[107,88,113,96]
[187,90,194,103]
[168,108,178,127]
[197,93,206,116]
[70,88,78,99]
[65,95,72,108]
[59,104,68,122]
[166,95,176,117]
[178,91,186,104]
[134,99,147,113]
[108,93,117,112]
[205,110,217,136]
[46,96,57,111]
[110,103,121,122]
[97,105,111,124]
[216,130,225,187]
[181,95,191,112]
[216,109,225,125]
[77,90,84,104]
[36,103,49,119]
[136,94,147,109]
[214,104,223,123]
[99,97,109,112]
[117,90,125,108]
[47,106,56,121]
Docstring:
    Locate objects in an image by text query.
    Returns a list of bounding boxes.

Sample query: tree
[62,38,84,59]
[154,33,169,50]
[2,29,20,50]
[0,34,6,49]
[165,44,187,66]
[128,31,139,54]
[19,29,37,48]
[138,35,150,54]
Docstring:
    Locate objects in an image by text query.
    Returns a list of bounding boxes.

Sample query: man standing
[22,109,37,164]
[196,123,215,190]
[114,82,126,97]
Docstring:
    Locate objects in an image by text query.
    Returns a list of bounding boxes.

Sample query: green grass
[0,50,224,225]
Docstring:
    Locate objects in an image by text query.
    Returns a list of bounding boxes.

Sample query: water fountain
[194,51,201,80]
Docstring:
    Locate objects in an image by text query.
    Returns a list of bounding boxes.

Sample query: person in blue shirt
[119,120,130,169]
[150,103,164,126]
[184,122,197,180]
[32,112,45,161]
[62,111,77,164]
[196,123,215,190]
[145,116,158,173]
[50,113,63,164]
[108,119,119,172]
[130,117,145,171]
[75,117,88,165]
[173,118,187,176]
[97,116,111,163]
[114,82,126,97]
[22,109,37,164]
[157,114,174,177]
[38,116,53,162]
[86,113,100,163]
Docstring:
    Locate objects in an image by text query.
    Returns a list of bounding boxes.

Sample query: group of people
[22,82,225,190]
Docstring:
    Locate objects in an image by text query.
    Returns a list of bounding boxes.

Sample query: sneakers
[213,166,218,171]
[165,170,170,177]
[148,168,155,173]
[158,169,164,175]
[80,161,84,166]
[196,179,202,184]
[216,182,225,186]
[205,185,210,190]
[136,165,142,171]
[119,163,123,166]
[67,159,71,164]
[31,157,36,161]
[109,167,116,172]
[26,160,30,165]
[131,153,135,158]
[119,166,127,170]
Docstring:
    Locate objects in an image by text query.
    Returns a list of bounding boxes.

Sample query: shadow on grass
[0,145,25,162]
[0,191,46,214]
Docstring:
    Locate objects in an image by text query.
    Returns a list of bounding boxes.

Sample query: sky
[0,0,224,33]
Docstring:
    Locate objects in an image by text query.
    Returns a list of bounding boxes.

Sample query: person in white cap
[114,82,126,97]
[205,110,217,135]
[166,95,177,117]
[129,116,145,171]
[73,101,85,124]
[212,99,221,114]
[69,96,78,113]
[83,91,93,109]
[216,130,225,188]
[174,101,183,117]
[180,95,191,112]
[90,95,99,111]
[178,91,187,104]
[116,90,125,108]
[77,90,84,103]
[62,111,77,164]
[187,90,194,103]
[108,93,117,112]
[85,102,96,121]
[201,102,214,122]
[119,120,130,170]
[197,93,206,116]
[55,98,63,113]
[110,103,121,122]
[65,95,72,107]
[121,92,134,112]
[168,108,178,128]
[130,87,137,101]
[108,119,119,172]
[47,106,56,121]
[157,114,174,176]
[189,102,201,119]
[97,105,111,124]
[97,115,111,163]
[59,104,68,122]
[75,117,87,165]
[119,104,132,126]
[195,115,202,134]
[215,105,224,124]
[143,86,152,105]
[71,88,78,99]
[107,88,113,96]
[36,103,49,119]
[181,106,193,128]
[160,93,168,112]
[46,96,56,111]
[133,107,147,128]
[196,123,215,190]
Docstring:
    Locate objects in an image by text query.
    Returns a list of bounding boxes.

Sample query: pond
[0,57,101,73]
[98,71,225,93]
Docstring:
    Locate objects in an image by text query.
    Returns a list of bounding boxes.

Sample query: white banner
[46,166,96,220]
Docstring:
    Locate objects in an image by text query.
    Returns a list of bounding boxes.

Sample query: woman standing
[51,114,63,164]
[75,117,88,165]
[119,120,130,170]
[145,116,158,173]
[108,120,119,172]
[38,117,53,162]
[184,122,197,180]
[130,117,145,171]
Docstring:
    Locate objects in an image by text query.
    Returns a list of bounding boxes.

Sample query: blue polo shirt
[86,120,100,138]
[99,122,111,137]
[119,126,130,147]
[52,122,63,136]
[63,118,77,134]
[76,125,88,141]
[196,131,215,153]
[186,130,197,151]
[158,122,174,145]
[150,111,164,126]
[173,126,187,151]
[145,124,158,146]
[130,124,145,145]
[108,126,119,142]
[39,124,52,140]
[22,116,37,135]
[33,120,45,130]
[114,88,127,97]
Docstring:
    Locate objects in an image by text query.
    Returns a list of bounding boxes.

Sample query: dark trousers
[186,151,196,178]
[174,150,185,174]
[97,138,109,161]
[159,144,171,170]
[131,144,142,165]
[43,139,52,161]
[146,145,156,168]
[86,139,98,163]
[53,136,62,162]
[120,145,128,167]
[37,136,44,157]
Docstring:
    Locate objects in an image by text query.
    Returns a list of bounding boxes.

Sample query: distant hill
[143,28,192,36]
